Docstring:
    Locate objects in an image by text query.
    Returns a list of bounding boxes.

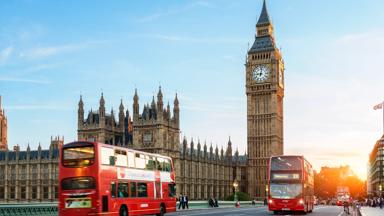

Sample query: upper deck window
[271,156,302,171]
[63,144,95,167]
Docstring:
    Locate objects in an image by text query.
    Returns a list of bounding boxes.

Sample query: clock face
[252,65,270,82]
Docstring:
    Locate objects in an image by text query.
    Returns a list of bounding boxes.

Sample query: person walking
[184,195,189,209]
[343,201,350,215]
[178,194,184,209]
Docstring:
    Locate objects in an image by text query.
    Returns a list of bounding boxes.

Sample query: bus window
[117,182,129,198]
[135,154,146,169]
[61,177,96,190]
[138,183,148,197]
[63,145,95,167]
[127,151,135,168]
[163,159,171,172]
[146,156,156,170]
[101,147,114,165]
[111,182,116,198]
[115,150,127,167]
[168,183,176,197]
[156,157,164,171]
[130,182,137,197]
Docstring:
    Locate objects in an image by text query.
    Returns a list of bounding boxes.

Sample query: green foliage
[224,191,251,201]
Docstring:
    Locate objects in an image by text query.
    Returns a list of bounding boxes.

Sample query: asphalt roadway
[167,206,356,216]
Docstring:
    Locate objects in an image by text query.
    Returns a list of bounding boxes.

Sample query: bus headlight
[268,199,273,204]
[299,199,304,205]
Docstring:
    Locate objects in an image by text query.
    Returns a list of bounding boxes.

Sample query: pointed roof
[257,0,271,27]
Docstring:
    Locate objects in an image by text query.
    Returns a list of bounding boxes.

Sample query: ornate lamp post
[233,180,239,202]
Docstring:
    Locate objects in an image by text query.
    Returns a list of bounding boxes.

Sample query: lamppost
[233,180,239,202]
[379,184,382,198]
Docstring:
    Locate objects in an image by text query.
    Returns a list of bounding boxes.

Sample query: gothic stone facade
[0,96,7,151]
[77,88,248,200]
[246,0,284,199]
[0,137,62,202]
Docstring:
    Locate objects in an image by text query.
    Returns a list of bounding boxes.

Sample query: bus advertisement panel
[268,155,314,214]
[59,141,176,216]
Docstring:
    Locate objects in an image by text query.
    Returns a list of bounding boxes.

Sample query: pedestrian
[184,195,189,209]
[343,201,350,215]
[178,194,184,209]
[252,199,256,206]
[263,198,267,206]
[214,197,219,207]
[209,196,214,207]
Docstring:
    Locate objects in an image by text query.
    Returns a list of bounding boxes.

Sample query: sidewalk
[360,206,384,216]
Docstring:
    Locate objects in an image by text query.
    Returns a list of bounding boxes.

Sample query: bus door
[155,171,162,199]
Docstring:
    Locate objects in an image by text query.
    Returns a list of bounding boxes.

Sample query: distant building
[0,96,7,151]
[78,89,248,200]
[0,137,62,202]
[368,135,384,197]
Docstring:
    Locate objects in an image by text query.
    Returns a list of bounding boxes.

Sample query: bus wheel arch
[119,204,128,216]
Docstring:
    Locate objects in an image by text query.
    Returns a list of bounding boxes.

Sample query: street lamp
[233,180,239,202]
[379,184,382,197]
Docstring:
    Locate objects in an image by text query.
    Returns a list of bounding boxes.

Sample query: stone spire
[78,95,84,128]
[119,99,125,128]
[133,89,139,119]
[173,93,179,126]
[157,86,163,110]
[99,93,105,118]
[257,0,271,27]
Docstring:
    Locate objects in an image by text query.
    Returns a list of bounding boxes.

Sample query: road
[167,206,354,216]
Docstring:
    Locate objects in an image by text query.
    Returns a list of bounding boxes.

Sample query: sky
[1,0,384,180]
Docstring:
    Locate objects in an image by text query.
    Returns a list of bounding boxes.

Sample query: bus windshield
[271,156,301,171]
[63,145,95,167]
[270,183,302,199]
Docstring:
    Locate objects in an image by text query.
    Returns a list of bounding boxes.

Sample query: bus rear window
[61,177,96,190]
[271,156,302,171]
[63,146,95,167]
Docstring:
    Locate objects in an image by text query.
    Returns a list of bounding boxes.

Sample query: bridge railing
[0,200,263,215]
[0,202,58,216]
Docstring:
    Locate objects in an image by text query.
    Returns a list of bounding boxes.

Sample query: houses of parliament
[0,0,284,202]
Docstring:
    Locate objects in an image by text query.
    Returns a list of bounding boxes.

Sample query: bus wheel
[120,206,128,216]
[156,205,165,216]
[273,211,278,215]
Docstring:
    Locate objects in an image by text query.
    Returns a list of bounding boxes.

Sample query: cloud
[0,46,14,64]
[0,77,51,84]
[5,104,71,111]
[136,1,214,22]
[19,40,107,60]
[148,34,246,44]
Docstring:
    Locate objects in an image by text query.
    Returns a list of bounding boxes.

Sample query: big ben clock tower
[246,0,284,199]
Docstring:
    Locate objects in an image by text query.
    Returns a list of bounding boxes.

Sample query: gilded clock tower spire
[246,0,284,200]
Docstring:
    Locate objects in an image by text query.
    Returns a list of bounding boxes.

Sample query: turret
[173,93,179,126]
[182,136,187,157]
[157,86,163,116]
[226,136,233,162]
[99,93,105,118]
[203,142,207,159]
[78,95,84,128]
[209,144,213,160]
[119,99,125,128]
[197,140,201,158]
[133,89,139,120]
[166,102,171,120]
[190,138,194,157]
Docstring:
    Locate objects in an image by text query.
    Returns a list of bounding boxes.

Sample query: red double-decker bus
[59,141,176,216]
[267,155,314,214]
